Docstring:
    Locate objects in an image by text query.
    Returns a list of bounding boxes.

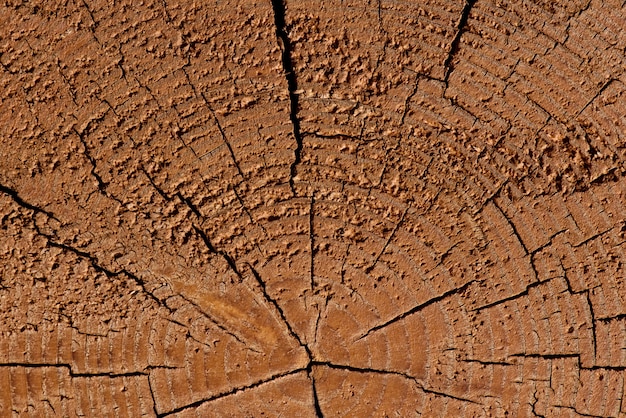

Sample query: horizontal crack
[0,362,174,378]
[311,362,480,404]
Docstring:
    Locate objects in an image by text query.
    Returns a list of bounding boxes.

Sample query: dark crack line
[156,368,307,417]
[142,167,254,288]
[509,353,580,360]
[73,128,123,205]
[80,0,98,30]
[560,266,598,363]
[367,207,409,273]
[460,359,514,366]
[247,264,312,358]
[491,200,529,255]
[572,227,614,248]
[141,170,272,348]
[308,370,324,418]
[530,391,546,418]
[200,91,245,181]
[311,362,479,404]
[0,362,173,378]
[309,194,316,289]
[597,313,626,322]
[583,288,598,362]
[553,406,604,418]
[269,0,303,195]
[0,183,168,311]
[177,192,202,218]
[577,78,616,117]
[179,65,246,184]
[584,365,626,371]
[443,0,477,82]
[40,234,169,312]
[148,375,160,418]
[0,182,58,221]
[357,280,478,340]
[471,277,556,312]
[192,224,243,282]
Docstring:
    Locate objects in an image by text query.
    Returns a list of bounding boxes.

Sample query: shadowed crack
[173,293,249,347]
[471,277,556,312]
[356,279,478,340]
[561,267,598,363]
[156,368,307,417]
[577,78,616,117]
[552,406,604,418]
[192,224,244,282]
[0,362,177,378]
[311,362,480,404]
[309,371,325,418]
[0,182,58,221]
[181,64,246,181]
[73,128,123,205]
[366,206,409,273]
[247,264,311,355]
[460,359,514,366]
[443,0,477,82]
[40,235,169,312]
[269,0,303,195]
[0,182,167,311]
[491,200,529,256]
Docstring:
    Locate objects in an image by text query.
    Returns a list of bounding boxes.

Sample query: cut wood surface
[1,0,626,416]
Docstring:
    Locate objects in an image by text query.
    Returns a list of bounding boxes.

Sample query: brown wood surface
[1,0,626,416]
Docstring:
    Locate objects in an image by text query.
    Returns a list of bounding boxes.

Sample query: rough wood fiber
[1,0,626,416]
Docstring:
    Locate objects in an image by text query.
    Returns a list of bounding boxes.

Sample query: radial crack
[156,368,307,417]
[269,0,303,195]
[0,181,58,221]
[175,293,248,347]
[312,362,479,404]
[247,264,312,358]
[367,207,408,273]
[443,0,477,82]
[471,277,556,312]
[0,183,168,312]
[0,362,172,378]
[309,371,325,418]
[357,280,478,340]
[192,224,244,282]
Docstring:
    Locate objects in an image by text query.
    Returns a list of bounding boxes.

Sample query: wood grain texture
[1,0,626,416]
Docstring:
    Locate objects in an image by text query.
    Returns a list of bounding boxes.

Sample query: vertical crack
[269,0,303,195]
[308,370,325,418]
[74,127,123,205]
[443,0,477,82]
[309,194,316,289]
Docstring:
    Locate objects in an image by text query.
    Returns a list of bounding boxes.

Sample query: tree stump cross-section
[1,0,626,416]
